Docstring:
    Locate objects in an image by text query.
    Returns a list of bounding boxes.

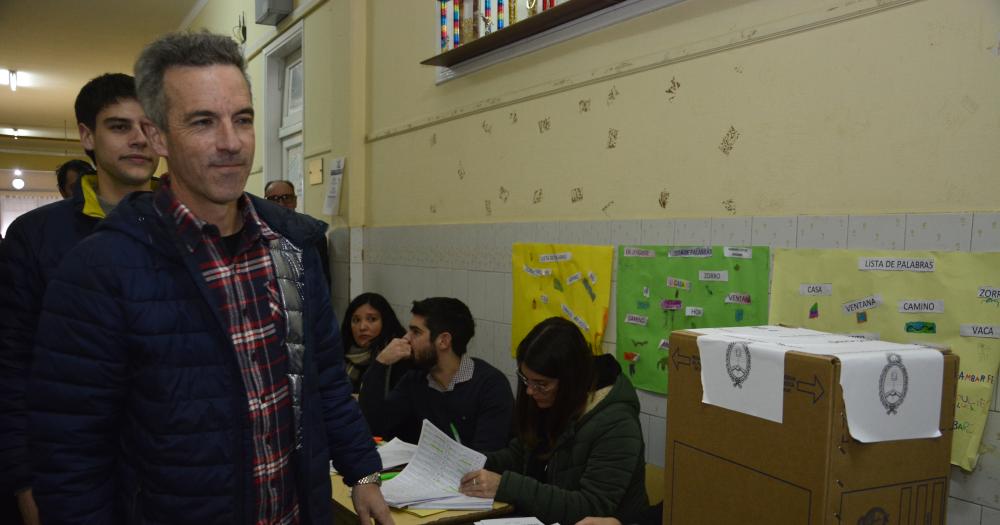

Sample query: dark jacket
[346,335,415,395]
[359,357,513,453]
[27,191,380,524]
[0,175,104,495]
[486,356,648,525]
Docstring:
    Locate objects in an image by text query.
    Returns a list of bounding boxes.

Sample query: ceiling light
[13,169,22,176]
[12,128,18,140]
[0,69,7,86]
[8,71,16,92]
[12,178,24,190]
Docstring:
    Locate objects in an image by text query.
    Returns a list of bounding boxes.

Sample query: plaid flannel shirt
[154,177,299,525]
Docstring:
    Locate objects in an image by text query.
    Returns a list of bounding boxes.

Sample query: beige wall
[186,0,356,223]
[183,0,1000,229]
[366,0,1000,226]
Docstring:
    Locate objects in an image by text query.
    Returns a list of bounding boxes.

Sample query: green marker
[449,423,462,444]
[380,472,399,481]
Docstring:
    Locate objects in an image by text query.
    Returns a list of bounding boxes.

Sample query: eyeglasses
[516,370,555,393]
[266,194,297,203]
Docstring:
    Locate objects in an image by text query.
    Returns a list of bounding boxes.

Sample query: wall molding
[368,0,922,143]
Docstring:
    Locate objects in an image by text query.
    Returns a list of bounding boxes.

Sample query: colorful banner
[769,249,1000,471]
[511,243,613,356]
[615,245,771,393]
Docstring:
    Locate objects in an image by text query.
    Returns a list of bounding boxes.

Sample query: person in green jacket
[460,317,649,524]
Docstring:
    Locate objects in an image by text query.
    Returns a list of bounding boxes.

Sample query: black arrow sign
[671,349,690,370]
[670,350,700,371]
[783,374,825,404]
[796,374,825,404]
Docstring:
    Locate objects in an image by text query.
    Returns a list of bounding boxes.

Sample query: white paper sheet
[323,157,344,216]
[475,518,545,525]
[378,437,418,470]
[693,326,944,441]
[381,419,489,507]
[697,335,788,423]
[689,325,830,339]
[836,348,944,442]
[408,494,494,510]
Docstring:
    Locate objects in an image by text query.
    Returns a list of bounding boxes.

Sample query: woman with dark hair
[459,317,648,525]
[341,293,410,393]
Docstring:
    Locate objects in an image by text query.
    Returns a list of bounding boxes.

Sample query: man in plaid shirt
[27,32,392,524]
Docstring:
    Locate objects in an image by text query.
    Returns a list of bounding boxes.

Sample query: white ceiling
[0,0,202,148]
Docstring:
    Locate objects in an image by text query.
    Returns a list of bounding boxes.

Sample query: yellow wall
[182,0,998,229]
[186,0,354,223]
[300,0,351,220]
[365,0,1000,226]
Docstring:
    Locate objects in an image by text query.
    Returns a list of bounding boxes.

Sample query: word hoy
[898,300,944,313]
[685,306,703,317]
[858,257,935,272]
[842,295,882,314]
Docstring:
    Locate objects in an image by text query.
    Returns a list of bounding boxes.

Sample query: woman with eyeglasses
[459,317,648,525]
[340,293,412,394]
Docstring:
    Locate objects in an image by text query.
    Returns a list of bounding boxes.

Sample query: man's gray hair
[134,31,250,130]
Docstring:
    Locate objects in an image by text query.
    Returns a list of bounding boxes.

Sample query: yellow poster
[511,243,614,356]
[769,249,1000,470]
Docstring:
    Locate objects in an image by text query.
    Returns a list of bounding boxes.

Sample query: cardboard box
[663,329,957,525]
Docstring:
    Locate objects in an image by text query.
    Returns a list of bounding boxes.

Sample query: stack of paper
[380,420,494,510]
[409,494,493,510]
[377,437,418,470]
[330,436,418,474]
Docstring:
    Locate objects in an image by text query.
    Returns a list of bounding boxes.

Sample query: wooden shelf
[421,0,627,68]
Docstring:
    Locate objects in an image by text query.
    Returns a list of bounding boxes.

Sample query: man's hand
[16,489,41,525]
[375,338,411,366]
[351,483,395,525]
[459,469,501,499]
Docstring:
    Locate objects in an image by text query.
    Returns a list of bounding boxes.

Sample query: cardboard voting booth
[664,327,957,525]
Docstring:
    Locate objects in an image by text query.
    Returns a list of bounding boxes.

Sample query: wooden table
[332,464,663,524]
[331,474,512,525]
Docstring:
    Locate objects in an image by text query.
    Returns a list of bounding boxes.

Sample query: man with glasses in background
[263,178,332,285]
[265,179,298,210]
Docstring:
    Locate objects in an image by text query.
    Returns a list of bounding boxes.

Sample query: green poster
[615,245,771,393]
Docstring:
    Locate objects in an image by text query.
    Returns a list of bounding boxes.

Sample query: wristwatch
[353,472,382,487]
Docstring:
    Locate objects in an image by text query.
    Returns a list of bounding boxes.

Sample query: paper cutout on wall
[615,245,771,394]
[512,243,613,356]
[769,249,1000,471]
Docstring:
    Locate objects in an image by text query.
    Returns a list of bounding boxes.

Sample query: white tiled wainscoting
[335,212,1000,524]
